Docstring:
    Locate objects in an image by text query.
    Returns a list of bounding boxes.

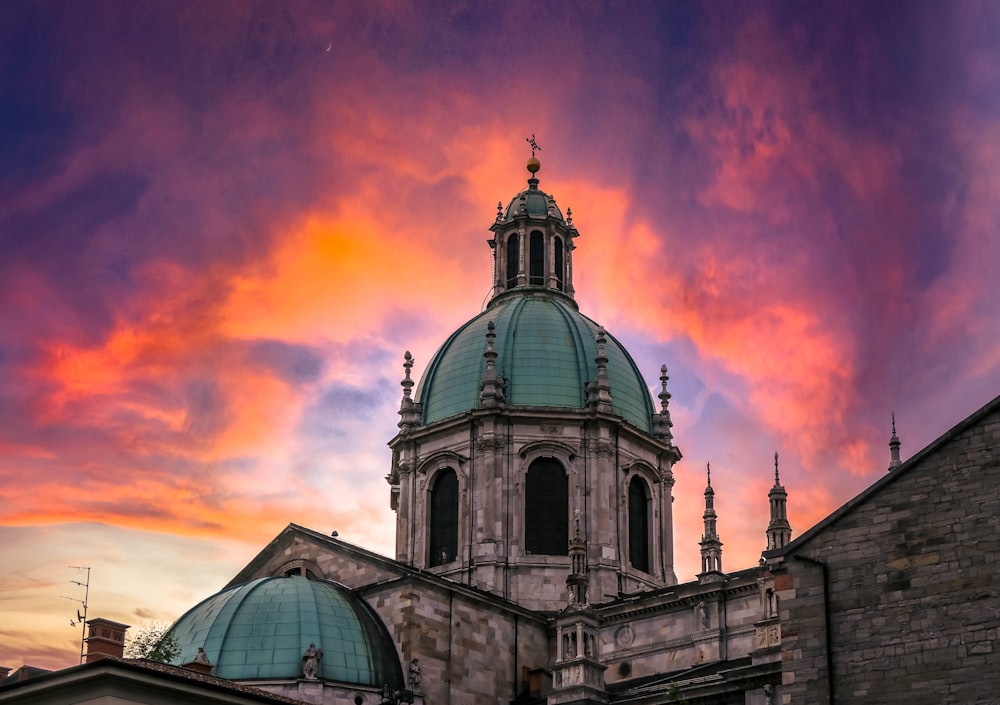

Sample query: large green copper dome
[166,576,403,688]
[415,291,655,431]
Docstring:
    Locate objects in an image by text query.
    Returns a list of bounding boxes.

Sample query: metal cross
[526,134,541,157]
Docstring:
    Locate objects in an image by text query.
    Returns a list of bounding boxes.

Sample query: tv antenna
[62,566,90,664]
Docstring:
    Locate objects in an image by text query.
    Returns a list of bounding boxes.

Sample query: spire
[888,411,902,471]
[766,452,792,551]
[553,505,602,702]
[398,351,421,431]
[698,462,724,583]
[566,507,589,606]
[651,364,675,442]
[478,321,506,408]
[586,326,614,413]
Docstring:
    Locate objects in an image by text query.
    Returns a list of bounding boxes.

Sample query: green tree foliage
[124,623,180,662]
[665,683,690,705]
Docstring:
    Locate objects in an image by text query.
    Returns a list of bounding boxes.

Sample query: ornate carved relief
[592,442,615,457]
[614,624,635,648]
[476,437,505,453]
[755,623,781,649]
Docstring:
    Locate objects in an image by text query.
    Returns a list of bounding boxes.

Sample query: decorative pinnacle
[496,200,503,221]
[484,320,498,371]
[401,351,414,399]
[888,411,902,470]
[658,364,672,412]
[774,452,780,484]
[595,326,607,360]
[706,462,712,487]
[566,207,573,227]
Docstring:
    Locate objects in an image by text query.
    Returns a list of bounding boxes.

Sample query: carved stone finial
[401,351,414,400]
[566,207,573,227]
[774,452,780,484]
[652,364,675,442]
[479,320,506,407]
[706,461,712,487]
[587,327,613,413]
[398,351,421,431]
[496,200,503,221]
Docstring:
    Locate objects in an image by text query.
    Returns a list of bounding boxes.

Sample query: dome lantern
[489,155,578,303]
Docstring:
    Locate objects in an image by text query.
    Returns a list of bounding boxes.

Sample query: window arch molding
[417,450,468,480]
[518,440,578,464]
[621,460,660,485]
[275,558,324,580]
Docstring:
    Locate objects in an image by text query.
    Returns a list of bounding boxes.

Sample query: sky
[1,0,998,670]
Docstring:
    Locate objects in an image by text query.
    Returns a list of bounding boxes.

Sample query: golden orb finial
[527,157,541,174]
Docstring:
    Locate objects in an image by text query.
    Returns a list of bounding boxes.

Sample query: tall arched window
[554,235,564,291]
[429,469,458,566]
[628,476,651,573]
[525,458,568,555]
[529,231,544,285]
[505,233,519,289]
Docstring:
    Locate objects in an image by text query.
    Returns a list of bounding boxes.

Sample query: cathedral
[2,158,998,705]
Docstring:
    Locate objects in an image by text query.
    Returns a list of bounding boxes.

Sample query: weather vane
[526,134,541,157]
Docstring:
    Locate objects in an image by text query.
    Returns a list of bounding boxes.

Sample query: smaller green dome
[503,179,564,220]
[166,576,403,688]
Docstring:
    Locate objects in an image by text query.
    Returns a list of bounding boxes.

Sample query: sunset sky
[2,1,999,670]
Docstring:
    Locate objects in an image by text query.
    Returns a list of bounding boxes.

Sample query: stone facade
[388,408,680,613]
[771,397,1000,704]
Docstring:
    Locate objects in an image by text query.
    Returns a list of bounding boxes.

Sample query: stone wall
[777,402,1000,704]
[362,579,550,705]
[599,573,765,684]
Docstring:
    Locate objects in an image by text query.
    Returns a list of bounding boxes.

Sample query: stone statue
[408,657,422,690]
[697,601,709,629]
[194,647,211,666]
[301,643,322,680]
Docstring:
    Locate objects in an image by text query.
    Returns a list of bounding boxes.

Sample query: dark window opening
[529,231,544,285]
[525,458,568,555]
[628,476,650,573]
[554,236,564,291]
[506,234,519,289]
[429,469,459,566]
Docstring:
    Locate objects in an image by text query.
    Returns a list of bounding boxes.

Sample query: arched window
[628,476,651,573]
[525,458,568,555]
[554,235,564,291]
[429,469,458,566]
[505,233,519,289]
[529,231,544,285]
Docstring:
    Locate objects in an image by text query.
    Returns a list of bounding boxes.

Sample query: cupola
[489,158,578,303]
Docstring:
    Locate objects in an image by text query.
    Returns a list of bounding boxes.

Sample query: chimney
[84,618,130,662]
